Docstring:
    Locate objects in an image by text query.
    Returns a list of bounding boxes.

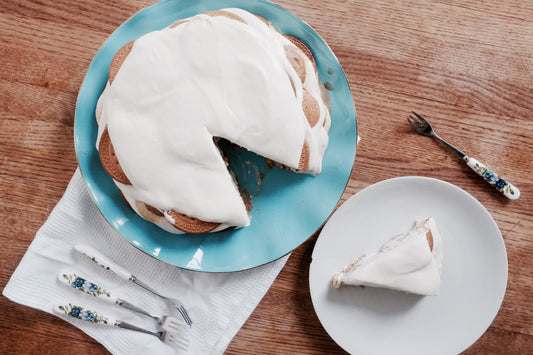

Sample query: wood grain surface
[1,0,532,354]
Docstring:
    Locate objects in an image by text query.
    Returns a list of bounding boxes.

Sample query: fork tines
[162,318,190,351]
[408,111,425,126]
[176,305,193,326]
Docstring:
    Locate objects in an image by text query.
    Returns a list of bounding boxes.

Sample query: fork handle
[53,302,118,325]
[74,244,133,281]
[464,157,520,200]
[58,271,118,304]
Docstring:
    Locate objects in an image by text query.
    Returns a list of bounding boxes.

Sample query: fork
[408,111,520,200]
[74,244,193,326]
[58,271,184,330]
[53,302,189,352]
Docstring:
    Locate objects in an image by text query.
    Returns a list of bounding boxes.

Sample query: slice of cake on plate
[332,217,443,296]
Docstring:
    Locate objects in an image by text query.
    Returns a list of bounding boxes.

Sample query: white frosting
[95,9,331,232]
[332,217,443,296]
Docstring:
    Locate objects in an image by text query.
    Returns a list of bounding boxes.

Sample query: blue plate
[75,0,357,272]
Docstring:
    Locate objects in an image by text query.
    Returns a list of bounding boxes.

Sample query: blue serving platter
[75,0,357,272]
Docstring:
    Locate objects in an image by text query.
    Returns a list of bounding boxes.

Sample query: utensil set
[73,244,193,326]
[53,244,192,352]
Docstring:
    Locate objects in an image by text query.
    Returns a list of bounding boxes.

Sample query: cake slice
[332,217,443,296]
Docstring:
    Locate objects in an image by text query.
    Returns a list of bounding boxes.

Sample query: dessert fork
[74,244,193,326]
[408,111,519,200]
[53,302,189,352]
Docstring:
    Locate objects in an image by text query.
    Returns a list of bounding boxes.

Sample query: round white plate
[309,176,508,355]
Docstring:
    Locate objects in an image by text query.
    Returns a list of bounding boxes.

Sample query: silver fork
[408,111,519,200]
[74,244,193,326]
[54,302,189,352]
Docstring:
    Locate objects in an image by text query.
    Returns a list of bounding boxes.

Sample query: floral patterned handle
[465,157,520,200]
[58,272,116,303]
[74,244,133,281]
[53,302,116,325]
[58,272,161,321]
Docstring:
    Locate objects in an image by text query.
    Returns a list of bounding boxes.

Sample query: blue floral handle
[59,272,115,302]
[53,303,115,325]
[465,157,520,200]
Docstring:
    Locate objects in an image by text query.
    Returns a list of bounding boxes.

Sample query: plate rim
[73,0,357,272]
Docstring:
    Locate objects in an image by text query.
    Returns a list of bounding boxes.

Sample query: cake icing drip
[95,9,331,230]
[332,217,443,296]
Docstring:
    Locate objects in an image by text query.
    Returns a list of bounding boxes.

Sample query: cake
[332,217,443,296]
[95,9,331,234]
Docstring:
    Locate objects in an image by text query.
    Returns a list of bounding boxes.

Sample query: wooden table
[1,0,532,353]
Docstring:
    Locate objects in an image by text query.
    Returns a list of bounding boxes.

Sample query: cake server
[408,111,520,200]
[53,302,189,352]
[73,244,193,326]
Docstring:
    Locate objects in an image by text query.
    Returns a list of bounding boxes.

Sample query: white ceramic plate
[309,177,508,355]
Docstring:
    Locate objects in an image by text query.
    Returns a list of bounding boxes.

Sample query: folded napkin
[3,169,288,354]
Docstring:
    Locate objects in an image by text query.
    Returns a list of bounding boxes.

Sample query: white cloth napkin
[3,169,288,354]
